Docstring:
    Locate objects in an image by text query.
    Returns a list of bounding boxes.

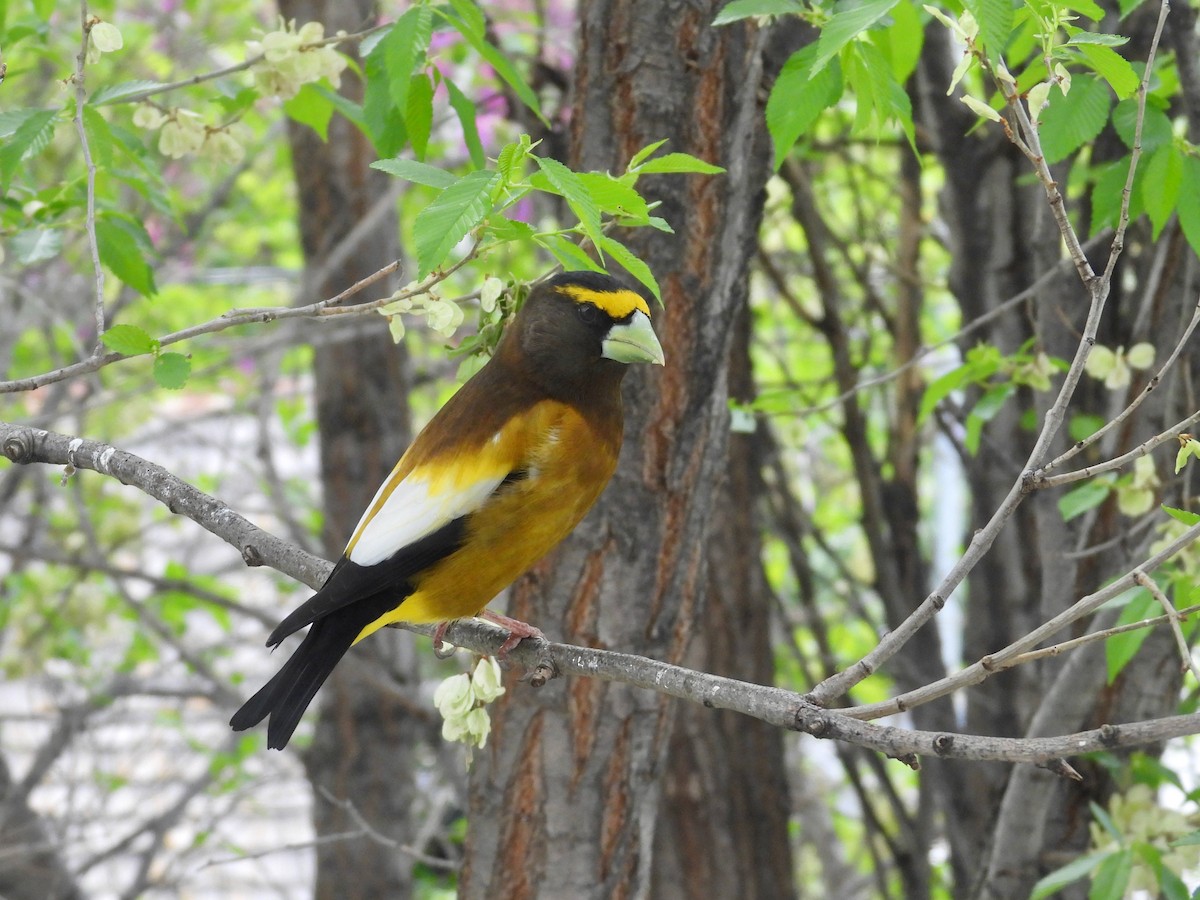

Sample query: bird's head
[508,271,665,395]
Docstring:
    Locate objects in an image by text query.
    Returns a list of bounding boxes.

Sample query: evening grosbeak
[230,271,665,749]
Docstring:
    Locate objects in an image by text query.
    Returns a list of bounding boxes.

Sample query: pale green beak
[601,309,665,366]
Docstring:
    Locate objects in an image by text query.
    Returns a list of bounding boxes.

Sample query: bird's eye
[577,303,600,324]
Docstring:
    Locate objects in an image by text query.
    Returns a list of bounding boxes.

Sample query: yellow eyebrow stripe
[555,284,651,319]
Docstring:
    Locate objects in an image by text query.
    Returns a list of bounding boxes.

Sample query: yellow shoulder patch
[555,283,651,320]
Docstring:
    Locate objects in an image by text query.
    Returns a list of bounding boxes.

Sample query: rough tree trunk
[275,1,422,897]
[650,303,796,900]
[459,3,778,896]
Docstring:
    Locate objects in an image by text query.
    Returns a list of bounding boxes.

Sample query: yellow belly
[352,407,618,642]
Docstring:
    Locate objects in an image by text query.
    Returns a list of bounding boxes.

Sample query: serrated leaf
[101,324,156,356]
[1067,31,1129,46]
[1088,849,1132,900]
[443,6,545,124]
[1058,477,1113,522]
[811,0,901,77]
[1177,156,1200,261]
[283,82,335,141]
[576,172,651,221]
[383,6,433,116]
[767,44,844,168]
[1162,505,1200,527]
[445,77,485,169]
[534,156,604,253]
[962,0,1013,61]
[405,71,434,160]
[712,0,804,25]
[414,169,498,276]
[363,30,407,156]
[485,216,536,244]
[81,105,113,168]
[1030,850,1110,900]
[0,108,58,187]
[535,233,603,272]
[446,0,486,36]
[0,108,50,140]
[629,140,669,169]
[11,228,63,264]
[873,0,924,82]
[1090,156,1136,234]
[1142,144,1182,239]
[96,215,158,296]
[312,83,366,132]
[595,235,660,301]
[153,352,191,389]
[634,152,725,175]
[88,80,169,106]
[1077,44,1139,99]
[1111,97,1173,152]
[1038,74,1111,164]
[370,158,456,188]
[1106,587,1155,683]
[1117,0,1148,16]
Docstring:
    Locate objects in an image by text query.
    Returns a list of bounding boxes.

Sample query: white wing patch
[345,447,509,567]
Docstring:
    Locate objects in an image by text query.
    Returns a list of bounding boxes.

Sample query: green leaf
[0,108,58,188]
[405,71,435,160]
[1106,587,1155,683]
[485,216,537,244]
[1170,828,1200,847]
[1077,44,1139,99]
[1117,0,1148,16]
[1038,74,1111,164]
[1162,505,1200,527]
[963,0,1014,61]
[81,105,114,168]
[96,215,158,296]
[535,233,603,272]
[0,108,49,140]
[576,172,651,221]
[712,0,804,25]
[101,324,156,357]
[413,169,499,277]
[11,228,63,264]
[370,158,457,189]
[964,383,1014,454]
[1177,156,1200,261]
[383,6,434,116]
[595,234,661,301]
[629,140,669,169]
[443,4,546,124]
[1087,848,1131,900]
[1090,156,1136,234]
[634,152,725,175]
[363,30,408,157]
[1142,144,1182,239]
[534,156,604,252]
[312,83,366,132]
[1111,97,1173,152]
[849,41,915,150]
[445,77,486,169]
[811,0,901,77]
[872,0,924,82]
[88,80,169,106]
[1067,31,1129,46]
[1030,850,1110,900]
[446,0,486,37]
[283,82,335,141]
[766,45,843,168]
[1058,477,1113,522]
[153,352,191,390]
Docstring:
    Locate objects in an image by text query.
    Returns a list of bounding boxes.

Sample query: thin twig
[1134,569,1200,684]
[1005,602,1200,666]
[73,3,105,344]
[109,23,389,107]
[1036,291,1200,480]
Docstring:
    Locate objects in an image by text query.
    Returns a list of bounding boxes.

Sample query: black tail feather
[231,607,370,749]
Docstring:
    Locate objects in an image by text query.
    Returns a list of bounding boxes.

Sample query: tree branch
[8,420,1200,768]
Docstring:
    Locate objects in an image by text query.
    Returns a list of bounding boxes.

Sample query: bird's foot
[480,610,545,659]
[431,620,457,658]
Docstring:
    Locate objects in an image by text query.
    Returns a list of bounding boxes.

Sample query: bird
[230,270,665,749]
